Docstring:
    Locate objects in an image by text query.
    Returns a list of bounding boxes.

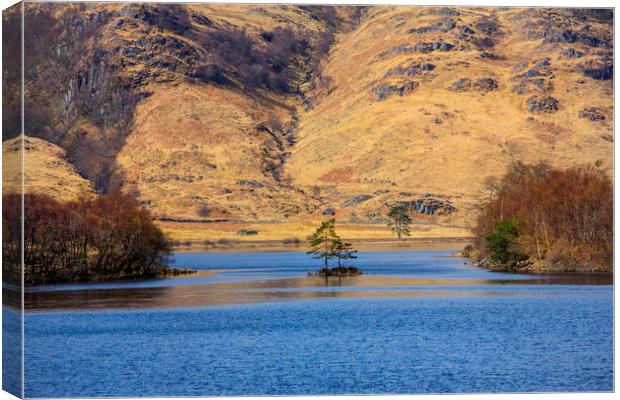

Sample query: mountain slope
[4,5,613,243]
[285,7,613,228]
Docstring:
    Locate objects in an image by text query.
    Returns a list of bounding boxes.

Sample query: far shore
[171,236,473,253]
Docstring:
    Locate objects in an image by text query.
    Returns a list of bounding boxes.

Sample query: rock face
[399,197,456,216]
[373,81,419,101]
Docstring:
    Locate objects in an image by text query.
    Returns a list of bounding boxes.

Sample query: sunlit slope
[10,5,612,241]
[3,136,95,201]
[116,83,318,220]
[285,7,613,226]
[113,5,360,221]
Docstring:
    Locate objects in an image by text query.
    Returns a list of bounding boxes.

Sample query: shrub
[485,219,525,263]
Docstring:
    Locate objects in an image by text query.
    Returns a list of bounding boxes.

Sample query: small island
[306,219,362,277]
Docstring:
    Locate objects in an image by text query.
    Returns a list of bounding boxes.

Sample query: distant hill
[3,5,612,242]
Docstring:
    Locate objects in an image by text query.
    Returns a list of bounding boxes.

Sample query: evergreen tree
[333,239,358,268]
[387,204,412,240]
[307,219,339,271]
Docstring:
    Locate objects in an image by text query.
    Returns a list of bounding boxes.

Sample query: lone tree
[307,219,340,272]
[387,203,412,240]
[333,239,358,268]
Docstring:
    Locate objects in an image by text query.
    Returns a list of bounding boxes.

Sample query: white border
[0,1,616,400]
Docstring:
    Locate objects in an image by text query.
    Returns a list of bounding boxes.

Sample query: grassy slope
[3,136,95,201]
[9,6,612,245]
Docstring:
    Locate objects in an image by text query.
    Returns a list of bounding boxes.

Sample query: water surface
[12,249,613,396]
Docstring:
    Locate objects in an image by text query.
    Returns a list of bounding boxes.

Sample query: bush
[485,219,525,263]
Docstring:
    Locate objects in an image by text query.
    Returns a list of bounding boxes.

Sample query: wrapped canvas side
[2,2,24,398]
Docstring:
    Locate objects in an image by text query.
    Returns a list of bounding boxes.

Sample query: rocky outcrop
[384,63,435,78]
[449,77,498,93]
[399,196,456,216]
[578,60,613,80]
[373,81,419,101]
[526,95,559,113]
[237,179,264,189]
[449,78,472,92]
[409,17,456,34]
[563,48,585,58]
[473,78,498,92]
[376,41,455,60]
[579,107,606,121]
[543,28,611,48]
[317,267,362,277]
[511,58,556,95]
[342,194,373,207]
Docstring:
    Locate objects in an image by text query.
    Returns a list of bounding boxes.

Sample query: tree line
[2,191,172,285]
[473,161,612,272]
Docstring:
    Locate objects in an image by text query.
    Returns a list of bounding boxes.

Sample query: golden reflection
[16,272,612,312]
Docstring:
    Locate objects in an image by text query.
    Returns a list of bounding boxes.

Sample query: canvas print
[1,2,614,398]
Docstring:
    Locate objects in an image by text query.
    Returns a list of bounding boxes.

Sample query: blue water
[15,250,614,396]
[27,250,546,292]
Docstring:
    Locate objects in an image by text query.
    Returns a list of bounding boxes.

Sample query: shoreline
[171,236,473,253]
[474,256,613,276]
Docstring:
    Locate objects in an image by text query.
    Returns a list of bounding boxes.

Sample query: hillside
[286,7,613,226]
[3,136,94,202]
[3,5,613,244]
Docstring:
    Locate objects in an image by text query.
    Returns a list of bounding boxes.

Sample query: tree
[387,204,412,240]
[333,239,358,268]
[307,219,339,272]
[485,219,524,263]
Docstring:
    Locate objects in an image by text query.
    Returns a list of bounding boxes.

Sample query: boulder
[322,208,336,216]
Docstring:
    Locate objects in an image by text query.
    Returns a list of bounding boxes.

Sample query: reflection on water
[19,274,612,311]
[15,249,613,311]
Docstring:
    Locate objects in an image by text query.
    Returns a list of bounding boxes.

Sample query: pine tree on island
[307,219,339,274]
[333,239,357,269]
[307,219,361,276]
